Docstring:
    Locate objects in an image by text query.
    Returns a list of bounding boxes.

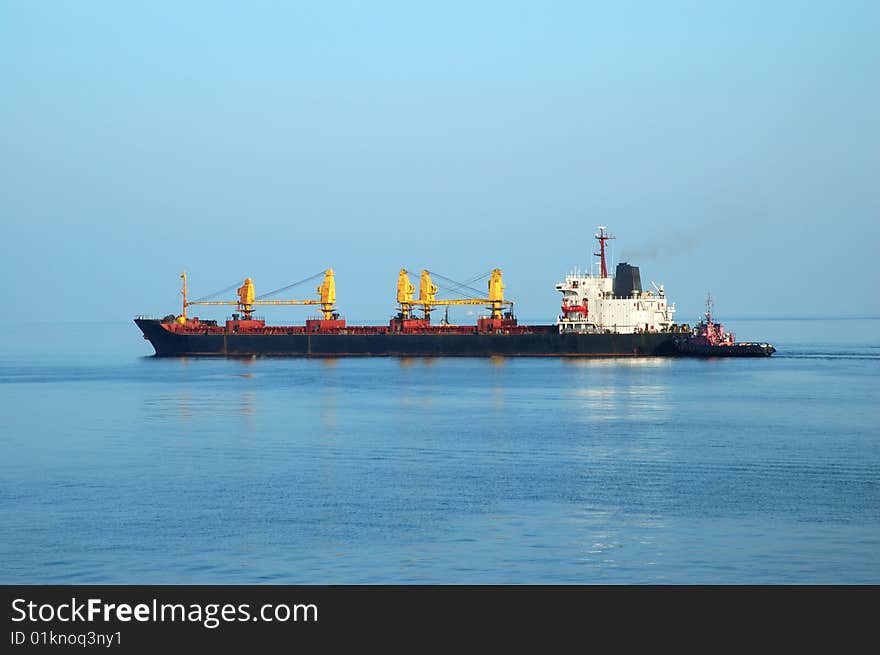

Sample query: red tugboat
[674,295,775,357]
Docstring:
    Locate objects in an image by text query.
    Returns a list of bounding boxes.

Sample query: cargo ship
[135,228,774,358]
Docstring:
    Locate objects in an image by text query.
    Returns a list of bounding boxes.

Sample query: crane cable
[428,270,491,298]
[438,273,490,298]
[257,271,326,300]
[190,279,247,303]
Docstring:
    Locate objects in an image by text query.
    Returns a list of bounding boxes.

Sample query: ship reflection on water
[562,356,673,368]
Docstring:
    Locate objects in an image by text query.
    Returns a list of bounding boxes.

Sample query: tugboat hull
[674,340,776,357]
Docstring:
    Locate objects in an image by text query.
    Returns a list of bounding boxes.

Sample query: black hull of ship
[673,340,776,357]
[135,319,679,358]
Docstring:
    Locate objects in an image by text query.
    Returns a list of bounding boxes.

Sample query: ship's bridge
[555,264,675,335]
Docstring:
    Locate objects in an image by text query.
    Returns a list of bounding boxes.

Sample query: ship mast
[594,226,615,278]
[180,271,187,324]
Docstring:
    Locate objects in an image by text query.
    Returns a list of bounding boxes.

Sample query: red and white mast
[594,226,615,278]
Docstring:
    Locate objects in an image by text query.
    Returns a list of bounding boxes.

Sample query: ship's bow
[135,318,179,356]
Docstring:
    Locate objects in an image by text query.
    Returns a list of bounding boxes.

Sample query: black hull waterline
[135,319,683,357]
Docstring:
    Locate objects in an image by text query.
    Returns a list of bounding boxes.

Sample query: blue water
[1,319,878,583]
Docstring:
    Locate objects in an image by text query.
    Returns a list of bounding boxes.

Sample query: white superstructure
[555,227,676,335]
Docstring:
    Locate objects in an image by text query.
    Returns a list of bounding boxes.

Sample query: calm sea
[1,319,877,583]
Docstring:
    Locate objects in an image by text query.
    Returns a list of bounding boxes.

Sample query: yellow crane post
[396,269,415,319]
[487,268,505,319]
[237,278,256,317]
[317,269,336,320]
[418,270,438,320]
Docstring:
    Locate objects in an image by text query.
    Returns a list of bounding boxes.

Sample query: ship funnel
[612,263,642,298]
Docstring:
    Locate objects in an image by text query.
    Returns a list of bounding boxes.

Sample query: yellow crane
[396,269,512,321]
[396,269,417,319]
[179,269,337,321]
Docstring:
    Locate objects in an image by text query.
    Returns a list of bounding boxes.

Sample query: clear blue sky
[2,0,878,323]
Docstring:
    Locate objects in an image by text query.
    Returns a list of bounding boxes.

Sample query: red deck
[162,316,554,336]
